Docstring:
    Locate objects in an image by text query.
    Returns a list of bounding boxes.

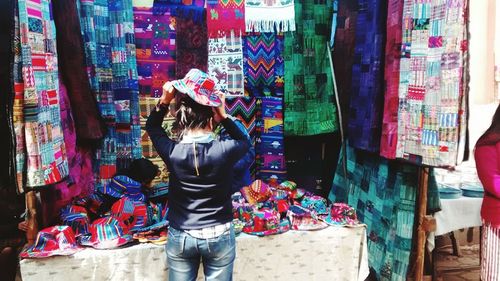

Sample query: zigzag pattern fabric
[225,97,258,177]
[15,0,69,190]
[243,33,284,97]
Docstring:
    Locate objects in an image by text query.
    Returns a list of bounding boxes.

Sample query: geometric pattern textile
[208,31,245,96]
[77,0,142,190]
[255,97,287,184]
[225,96,258,177]
[243,33,284,97]
[393,0,469,166]
[206,0,245,38]
[16,0,69,189]
[379,0,404,159]
[329,143,437,281]
[347,0,387,152]
[283,0,338,136]
[133,3,176,98]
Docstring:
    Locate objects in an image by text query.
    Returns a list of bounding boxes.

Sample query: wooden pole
[25,191,39,245]
[414,167,429,281]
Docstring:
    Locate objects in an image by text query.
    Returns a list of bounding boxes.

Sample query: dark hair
[171,93,213,138]
[476,103,500,147]
[117,158,159,184]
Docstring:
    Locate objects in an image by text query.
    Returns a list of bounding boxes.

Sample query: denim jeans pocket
[205,228,235,260]
[167,228,186,257]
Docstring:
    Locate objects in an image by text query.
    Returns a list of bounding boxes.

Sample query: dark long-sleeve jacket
[146,106,249,230]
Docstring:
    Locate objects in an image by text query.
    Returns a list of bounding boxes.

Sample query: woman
[475,104,500,280]
[146,69,249,281]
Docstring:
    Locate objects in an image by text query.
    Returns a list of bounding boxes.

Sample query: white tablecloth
[428,197,482,251]
[20,226,369,281]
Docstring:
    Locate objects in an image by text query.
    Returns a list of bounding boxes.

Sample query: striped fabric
[481,224,500,281]
[16,0,69,189]
[243,33,284,97]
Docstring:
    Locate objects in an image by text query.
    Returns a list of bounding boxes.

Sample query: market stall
[20,226,369,281]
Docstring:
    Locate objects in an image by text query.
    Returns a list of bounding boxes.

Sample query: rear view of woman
[475,104,500,280]
[146,69,249,281]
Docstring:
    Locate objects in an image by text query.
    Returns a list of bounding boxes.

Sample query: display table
[20,226,369,281]
[427,197,482,252]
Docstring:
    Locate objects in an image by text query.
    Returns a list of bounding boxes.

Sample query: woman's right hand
[212,91,227,123]
[160,82,175,105]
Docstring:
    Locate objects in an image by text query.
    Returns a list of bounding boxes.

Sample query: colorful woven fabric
[80,216,133,249]
[329,143,438,280]
[175,15,208,78]
[16,0,69,188]
[206,0,245,37]
[139,97,173,185]
[208,32,244,96]
[52,0,105,143]
[225,97,258,177]
[243,33,284,97]
[332,0,358,130]
[283,0,338,136]
[134,3,176,98]
[255,97,287,183]
[154,0,206,24]
[379,0,404,159]
[245,0,295,33]
[392,0,469,166]
[240,180,271,204]
[347,0,387,152]
[78,0,142,189]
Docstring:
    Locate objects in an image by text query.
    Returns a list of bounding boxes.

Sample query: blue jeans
[166,226,236,281]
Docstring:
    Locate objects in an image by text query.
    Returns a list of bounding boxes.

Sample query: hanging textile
[379,0,404,159]
[0,0,15,190]
[245,0,295,33]
[256,97,287,184]
[393,0,468,166]
[134,3,176,97]
[155,0,206,23]
[207,31,245,96]
[175,15,208,78]
[206,0,245,37]
[283,0,338,136]
[332,0,358,130]
[329,144,439,280]
[347,0,387,152]
[330,0,338,48]
[16,0,69,189]
[496,0,500,99]
[52,0,105,143]
[41,81,95,226]
[77,0,142,189]
[12,1,26,193]
[225,97,258,177]
[243,33,284,97]
[139,97,173,186]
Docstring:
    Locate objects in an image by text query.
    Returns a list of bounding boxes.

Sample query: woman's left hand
[160,82,175,105]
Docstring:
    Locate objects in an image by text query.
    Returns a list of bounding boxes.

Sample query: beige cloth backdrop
[20,226,369,281]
